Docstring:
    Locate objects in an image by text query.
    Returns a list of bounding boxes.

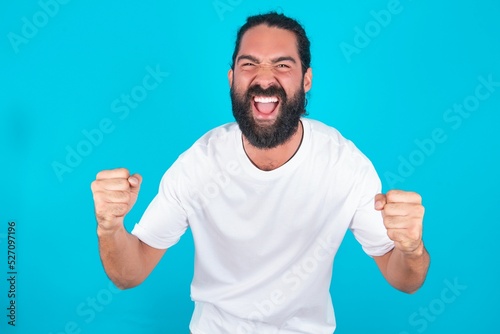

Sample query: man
[91,12,430,334]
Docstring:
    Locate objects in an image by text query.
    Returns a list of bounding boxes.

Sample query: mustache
[245,85,287,101]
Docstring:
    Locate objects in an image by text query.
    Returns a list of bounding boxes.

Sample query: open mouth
[252,96,280,119]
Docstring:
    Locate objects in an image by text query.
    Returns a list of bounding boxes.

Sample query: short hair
[231,12,311,75]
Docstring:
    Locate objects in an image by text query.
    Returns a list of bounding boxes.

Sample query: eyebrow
[237,54,297,64]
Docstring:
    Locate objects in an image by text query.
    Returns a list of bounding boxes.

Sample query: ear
[228,69,233,88]
[303,67,312,93]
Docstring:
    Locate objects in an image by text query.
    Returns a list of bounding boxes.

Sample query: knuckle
[387,229,400,242]
[119,179,131,187]
[409,226,422,240]
[387,189,406,202]
[409,204,421,216]
[92,180,108,192]
[92,190,105,202]
[411,206,423,217]
[115,168,130,178]
[96,170,111,179]
[386,189,397,196]
[411,216,423,227]
[386,190,397,201]
[408,191,422,203]
[410,231,421,242]
[94,202,108,217]
[96,168,130,180]
[383,208,393,219]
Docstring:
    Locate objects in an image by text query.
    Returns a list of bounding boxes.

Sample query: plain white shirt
[131,118,394,333]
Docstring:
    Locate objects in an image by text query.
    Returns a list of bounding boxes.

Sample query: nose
[253,65,277,89]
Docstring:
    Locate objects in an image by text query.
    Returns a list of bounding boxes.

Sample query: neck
[242,121,303,171]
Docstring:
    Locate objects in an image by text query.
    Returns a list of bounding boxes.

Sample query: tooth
[254,96,278,103]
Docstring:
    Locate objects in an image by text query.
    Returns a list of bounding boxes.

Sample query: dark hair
[231,12,311,75]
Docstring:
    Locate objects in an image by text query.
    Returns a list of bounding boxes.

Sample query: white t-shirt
[131,118,394,334]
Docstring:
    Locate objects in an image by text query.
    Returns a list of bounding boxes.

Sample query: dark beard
[230,83,306,149]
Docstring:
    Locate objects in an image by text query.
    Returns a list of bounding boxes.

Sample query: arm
[97,226,166,289]
[91,168,166,289]
[373,190,430,294]
[374,242,430,293]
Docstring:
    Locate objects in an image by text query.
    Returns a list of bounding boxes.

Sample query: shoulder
[159,122,240,186]
[303,118,370,164]
[177,122,239,162]
[301,119,381,202]
[304,118,381,192]
[163,123,240,185]
[194,122,240,147]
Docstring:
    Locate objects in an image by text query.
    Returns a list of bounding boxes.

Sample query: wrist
[97,222,126,237]
[403,241,425,258]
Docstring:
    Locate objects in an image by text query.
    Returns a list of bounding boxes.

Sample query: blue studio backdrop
[1,0,499,333]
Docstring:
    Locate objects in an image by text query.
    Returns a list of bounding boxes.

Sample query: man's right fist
[91,168,142,232]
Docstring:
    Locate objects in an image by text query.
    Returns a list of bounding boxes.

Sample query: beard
[230,82,306,149]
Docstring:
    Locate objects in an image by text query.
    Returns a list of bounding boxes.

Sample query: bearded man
[91,12,430,334]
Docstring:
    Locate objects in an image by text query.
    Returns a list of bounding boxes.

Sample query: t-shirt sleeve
[131,160,189,250]
[349,161,394,257]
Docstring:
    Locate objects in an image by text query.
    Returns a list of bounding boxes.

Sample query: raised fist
[91,168,142,233]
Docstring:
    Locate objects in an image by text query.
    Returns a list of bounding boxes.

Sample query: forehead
[237,25,300,60]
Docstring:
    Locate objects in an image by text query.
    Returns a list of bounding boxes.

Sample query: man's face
[229,25,312,149]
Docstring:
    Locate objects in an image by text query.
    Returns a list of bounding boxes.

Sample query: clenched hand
[91,168,142,233]
[375,190,425,256]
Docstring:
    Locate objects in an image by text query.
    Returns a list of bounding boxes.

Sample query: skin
[91,24,429,293]
[374,191,430,293]
[91,169,164,289]
[229,25,312,170]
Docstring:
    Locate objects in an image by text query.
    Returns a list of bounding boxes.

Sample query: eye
[241,62,255,68]
[276,64,291,69]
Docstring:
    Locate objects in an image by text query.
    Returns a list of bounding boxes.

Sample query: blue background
[1,0,499,333]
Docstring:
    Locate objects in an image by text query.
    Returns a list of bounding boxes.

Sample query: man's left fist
[375,190,425,255]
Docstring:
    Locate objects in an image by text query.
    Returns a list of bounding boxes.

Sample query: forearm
[97,226,147,289]
[384,242,430,293]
